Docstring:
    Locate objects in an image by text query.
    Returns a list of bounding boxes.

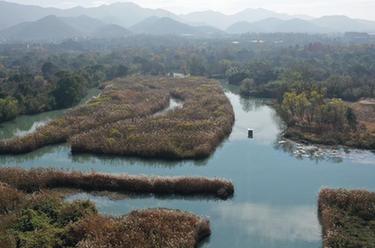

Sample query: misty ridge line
[1,0,375,42]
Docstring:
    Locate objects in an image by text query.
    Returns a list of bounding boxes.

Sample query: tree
[321,99,347,129]
[0,97,19,122]
[41,62,59,80]
[345,108,358,130]
[239,78,255,97]
[53,72,86,109]
[246,62,277,85]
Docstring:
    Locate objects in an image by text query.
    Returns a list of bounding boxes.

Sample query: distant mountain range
[181,9,313,29]
[0,15,130,42]
[0,1,178,29]
[1,0,375,42]
[227,16,375,34]
[129,17,223,36]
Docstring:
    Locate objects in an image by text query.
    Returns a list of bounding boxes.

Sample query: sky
[5,0,375,20]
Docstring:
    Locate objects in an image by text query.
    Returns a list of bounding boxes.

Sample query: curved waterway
[1,83,375,247]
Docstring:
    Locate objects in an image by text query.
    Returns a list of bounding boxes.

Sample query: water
[152,97,183,117]
[1,84,375,247]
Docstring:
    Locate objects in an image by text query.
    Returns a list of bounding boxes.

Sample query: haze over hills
[181,8,313,30]
[0,15,130,42]
[227,16,375,34]
[1,0,375,42]
[227,18,327,34]
[130,17,222,36]
[0,1,179,29]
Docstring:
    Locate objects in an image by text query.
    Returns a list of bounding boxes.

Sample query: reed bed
[318,188,375,248]
[72,208,211,248]
[0,183,210,248]
[0,168,235,199]
[0,78,170,154]
[70,76,234,158]
[0,76,234,159]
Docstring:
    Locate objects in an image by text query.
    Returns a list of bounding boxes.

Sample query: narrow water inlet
[152,97,183,117]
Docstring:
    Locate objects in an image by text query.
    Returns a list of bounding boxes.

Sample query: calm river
[0,84,374,248]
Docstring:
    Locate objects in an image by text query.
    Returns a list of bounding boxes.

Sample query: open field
[318,189,375,248]
[0,76,234,159]
[0,168,235,199]
[0,183,210,248]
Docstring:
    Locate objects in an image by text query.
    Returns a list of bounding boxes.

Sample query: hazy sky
[5,0,375,20]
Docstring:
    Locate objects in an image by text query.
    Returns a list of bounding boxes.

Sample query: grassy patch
[0,168,234,199]
[0,76,234,159]
[318,189,375,248]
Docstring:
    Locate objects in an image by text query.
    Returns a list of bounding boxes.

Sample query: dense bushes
[0,183,211,248]
[0,184,97,248]
[52,72,88,109]
[0,168,234,199]
[0,97,19,122]
[0,76,234,159]
[319,189,375,248]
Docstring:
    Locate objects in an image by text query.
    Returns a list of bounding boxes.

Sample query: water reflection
[0,143,209,170]
[215,202,321,242]
[226,91,283,145]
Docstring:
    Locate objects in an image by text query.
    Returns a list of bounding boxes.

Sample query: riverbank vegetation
[0,168,234,199]
[319,188,375,248]
[279,89,375,149]
[1,35,374,123]
[0,76,234,159]
[0,183,210,247]
[0,44,134,123]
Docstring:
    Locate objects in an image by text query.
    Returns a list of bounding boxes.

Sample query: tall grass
[0,76,235,159]
[318,188,375,248]
[0,78,170,154]
[70,208,210,248]
[0,168,234,199]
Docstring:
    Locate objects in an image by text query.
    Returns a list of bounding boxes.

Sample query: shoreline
[283,127,375,151]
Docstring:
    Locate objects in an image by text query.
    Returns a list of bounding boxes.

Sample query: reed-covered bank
[0,76,235,159]
[72,208,211,248]
[318,188,375,248]
[0,168,234,199]
[0,183,210,248]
